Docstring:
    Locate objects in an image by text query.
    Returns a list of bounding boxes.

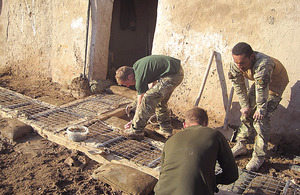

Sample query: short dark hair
[184,107,208,126]
[232,42,254,58]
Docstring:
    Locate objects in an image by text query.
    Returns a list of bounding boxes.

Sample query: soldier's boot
[246,157,265,171]
[231,141,247,157]
[156,122,173,139]
[123,129,144,141]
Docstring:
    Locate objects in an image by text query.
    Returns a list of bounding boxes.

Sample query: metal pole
[194,51,215,106]
[83,0,91,78]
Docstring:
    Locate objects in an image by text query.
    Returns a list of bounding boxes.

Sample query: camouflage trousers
[236,84,282,158]
[131,66,184,132]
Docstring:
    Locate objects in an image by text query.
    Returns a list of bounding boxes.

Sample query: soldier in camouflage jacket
[229,42,288,171]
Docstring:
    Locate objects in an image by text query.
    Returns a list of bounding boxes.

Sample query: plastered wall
[152,0,300,150]
[88,0,113,82]
[50,0,89,84]
[0,0,112,86]
[1,0,54,77]
[1,0,299,150]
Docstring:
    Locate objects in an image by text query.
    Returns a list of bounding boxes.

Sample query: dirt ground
[0,69,299,194]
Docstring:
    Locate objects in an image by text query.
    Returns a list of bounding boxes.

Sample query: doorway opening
[108,0,158,82]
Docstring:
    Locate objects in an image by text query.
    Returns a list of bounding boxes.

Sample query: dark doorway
[108,0,158,81]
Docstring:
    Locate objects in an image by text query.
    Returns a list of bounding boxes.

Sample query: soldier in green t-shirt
[115,55,184,140]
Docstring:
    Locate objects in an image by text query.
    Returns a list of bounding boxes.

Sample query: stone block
[0,118,33,141]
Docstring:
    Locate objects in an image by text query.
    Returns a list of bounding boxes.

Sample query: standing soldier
[115,55,184,140]
[229,42,289,171]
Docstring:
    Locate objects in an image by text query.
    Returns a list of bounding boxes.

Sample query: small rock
[64,156,81,167]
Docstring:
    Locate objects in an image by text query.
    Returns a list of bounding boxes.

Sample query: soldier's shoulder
[254,52,274,71]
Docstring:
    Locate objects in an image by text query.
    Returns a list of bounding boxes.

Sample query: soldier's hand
[240,107,251,118]
[253,111,264,121]
[124,121,132,130]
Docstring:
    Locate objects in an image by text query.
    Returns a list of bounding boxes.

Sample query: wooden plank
[98,107,126,121]
[106,85,137,100]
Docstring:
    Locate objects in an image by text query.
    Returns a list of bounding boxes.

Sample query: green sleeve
[216,132,239,185]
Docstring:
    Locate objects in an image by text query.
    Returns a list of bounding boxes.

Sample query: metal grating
[0,87,55,117]
[0,87,34,108]
[0,87,162,168]
[63,94,132,118]
[217,167,300,194]
[81,120,162,168]
[28,108,85,131]
[13,100,55,116]
[109,139,162,168]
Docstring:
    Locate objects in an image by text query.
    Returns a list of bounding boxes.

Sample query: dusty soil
[0,68,299,194]
[0,132,120,195]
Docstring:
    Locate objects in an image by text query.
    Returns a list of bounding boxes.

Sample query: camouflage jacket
[229,52,288,115]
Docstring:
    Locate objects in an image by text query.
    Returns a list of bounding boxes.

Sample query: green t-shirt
[132,55,181,95]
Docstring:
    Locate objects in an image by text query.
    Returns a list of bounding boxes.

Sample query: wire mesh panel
[28,108,85,131]
[109,139,162,168]
[0,87,33,108]
[217,168,300,194]
[63,94,132,118]
[130,148,161,168]
[80,119,162,168]
[86,120,124,145]
[13,100,55,117]
[0,87,55,118]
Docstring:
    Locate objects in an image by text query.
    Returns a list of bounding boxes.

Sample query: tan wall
[1,0,54,76]
[50,0,89,84]
[152,0,300,148]
[88,0,113,82]
[0,0,5,66]
[0,0,112,86]
[1,0,299,148]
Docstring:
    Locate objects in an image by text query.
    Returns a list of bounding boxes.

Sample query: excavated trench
[0,86,299,194]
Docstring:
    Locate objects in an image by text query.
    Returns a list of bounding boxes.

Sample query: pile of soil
[0,68,299,194]
[0,132,120,195]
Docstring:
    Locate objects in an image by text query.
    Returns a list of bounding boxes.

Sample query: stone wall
[152,0,300,149]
